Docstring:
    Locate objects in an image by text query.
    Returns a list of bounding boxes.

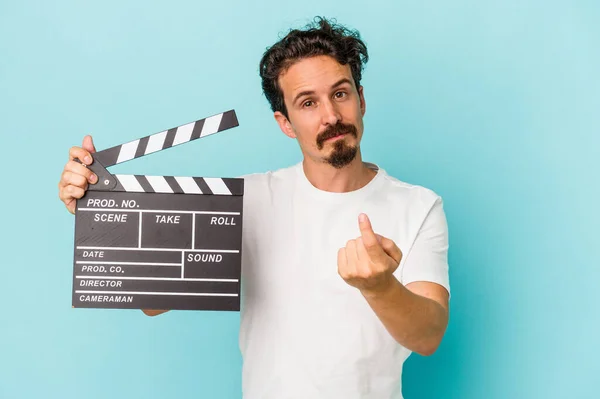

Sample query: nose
[320,99,341,126]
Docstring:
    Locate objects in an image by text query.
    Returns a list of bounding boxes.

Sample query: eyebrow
[292,78,353,105]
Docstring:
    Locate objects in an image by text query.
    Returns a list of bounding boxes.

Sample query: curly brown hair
[259,17,369,119]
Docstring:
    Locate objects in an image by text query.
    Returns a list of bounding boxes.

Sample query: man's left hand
[337,213,403,295]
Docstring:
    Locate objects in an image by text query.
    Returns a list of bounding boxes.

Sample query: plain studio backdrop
[1,1,598,398]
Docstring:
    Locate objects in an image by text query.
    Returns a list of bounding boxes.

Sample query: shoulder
[238,162,300,196]
[239,162,298,181]
[373,166,448,248]
[375,165,442,212]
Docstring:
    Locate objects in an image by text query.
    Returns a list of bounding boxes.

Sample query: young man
[59,17,450,399]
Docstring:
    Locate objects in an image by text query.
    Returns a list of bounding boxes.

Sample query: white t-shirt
[238,162,450,399]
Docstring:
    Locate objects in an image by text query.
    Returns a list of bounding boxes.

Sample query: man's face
[274,55,366,168]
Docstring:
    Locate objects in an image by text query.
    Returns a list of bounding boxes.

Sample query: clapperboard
[72,110,244,311]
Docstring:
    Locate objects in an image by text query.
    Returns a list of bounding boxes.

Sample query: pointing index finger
[358,213,380,250]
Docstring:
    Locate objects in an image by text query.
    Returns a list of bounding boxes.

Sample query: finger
[59,185,84,215]
[337,247,347,267]
[358,213,380,247]
[337,247,349,278]
[65,200,76,215]
[356,237,369,262]
[345,239,359,264]
[355,237,374,275]
[379,236,403,265]
[340,241,358,279]
[69,146,93,165]
[64,185,86,201]
[358,213,386,260]
[64,160,97,184]
[59,183,87,203]
[61,171,89,191]
[82,135,96,154]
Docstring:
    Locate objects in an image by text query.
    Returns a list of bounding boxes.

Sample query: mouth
[325,133,348,142]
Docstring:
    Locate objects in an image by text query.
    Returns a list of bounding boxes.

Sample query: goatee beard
[326,140,358,169]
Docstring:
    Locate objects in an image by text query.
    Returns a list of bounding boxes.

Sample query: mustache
[316,122,358,149]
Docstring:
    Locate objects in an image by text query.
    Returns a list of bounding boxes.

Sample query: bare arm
[361,279,448,356]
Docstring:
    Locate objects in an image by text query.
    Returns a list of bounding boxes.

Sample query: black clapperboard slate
[72,110,244,311]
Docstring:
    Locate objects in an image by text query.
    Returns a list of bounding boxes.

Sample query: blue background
[1,1,598,398]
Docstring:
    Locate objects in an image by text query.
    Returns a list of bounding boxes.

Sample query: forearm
[361,277,448,356]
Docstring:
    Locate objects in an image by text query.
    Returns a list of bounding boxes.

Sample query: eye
[302,100,314,108]
[334,91,347,99]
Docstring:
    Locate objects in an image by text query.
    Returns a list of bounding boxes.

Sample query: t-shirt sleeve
[398,196,450,296]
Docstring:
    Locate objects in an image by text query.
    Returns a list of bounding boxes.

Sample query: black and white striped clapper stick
[72,109,244,312]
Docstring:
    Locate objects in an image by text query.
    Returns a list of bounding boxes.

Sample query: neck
[302,151,377,193]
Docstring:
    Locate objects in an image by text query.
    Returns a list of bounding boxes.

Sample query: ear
[274,111,297,139]
[358,86,366,116]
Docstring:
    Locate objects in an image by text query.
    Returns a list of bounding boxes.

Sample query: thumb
[358,213,385,258]
[82,135,96,154]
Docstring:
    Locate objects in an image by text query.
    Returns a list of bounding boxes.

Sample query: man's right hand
[58,135,98,214]
[59,135,170,317]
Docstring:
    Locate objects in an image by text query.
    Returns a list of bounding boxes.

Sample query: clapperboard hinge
[77,109,243,195]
